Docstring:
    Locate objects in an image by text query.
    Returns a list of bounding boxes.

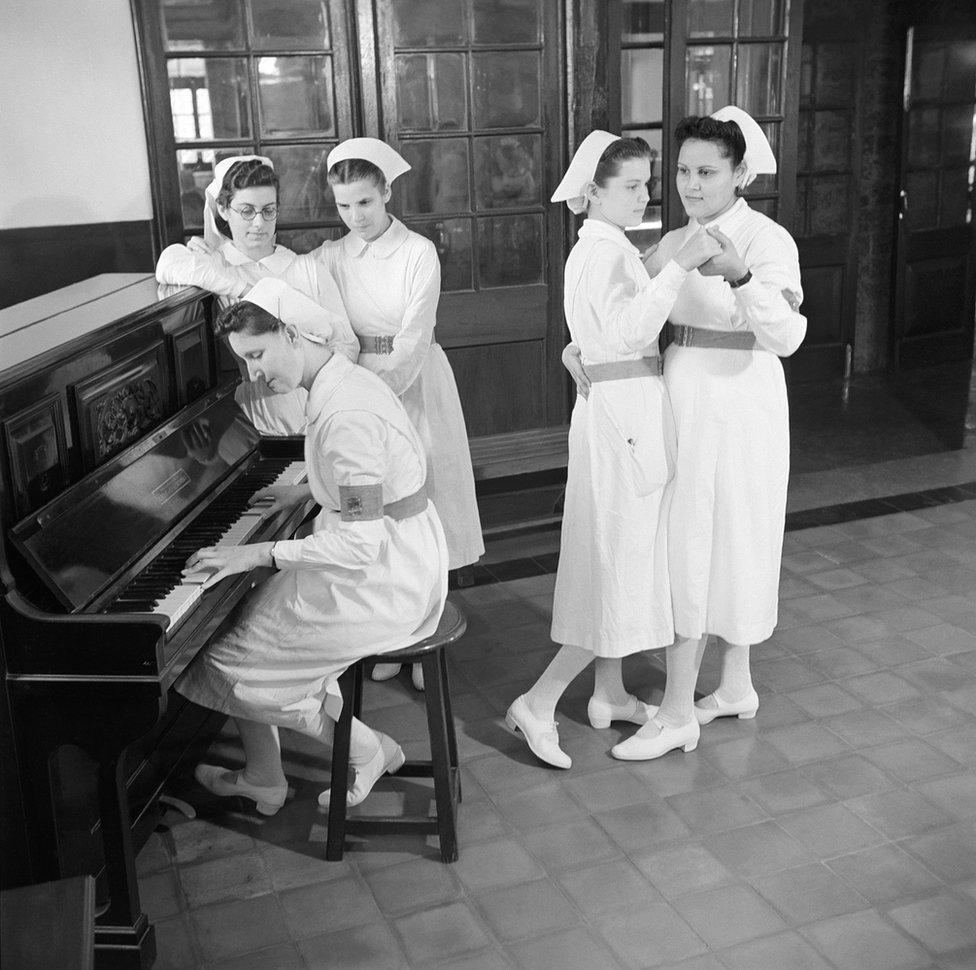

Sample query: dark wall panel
[0,221,155,310]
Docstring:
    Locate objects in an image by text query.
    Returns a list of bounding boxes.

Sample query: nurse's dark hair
[327,158,387,192]
[214,159,279,239]
[213,300,282,338]
[674,115,746,167]
[592,137,652,186]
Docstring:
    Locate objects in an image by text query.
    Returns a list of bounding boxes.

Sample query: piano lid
[10,383,260,612]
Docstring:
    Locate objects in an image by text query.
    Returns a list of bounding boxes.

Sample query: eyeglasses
[227,204,279,222]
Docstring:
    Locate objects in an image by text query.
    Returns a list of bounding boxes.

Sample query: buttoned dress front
[176,354,448,735]
[551,220,688,657]
[155,238,359,435]
[654,197,806,645]
[281,217,484,569]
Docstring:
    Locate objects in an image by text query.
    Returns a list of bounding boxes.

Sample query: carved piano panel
[2,393,70,520]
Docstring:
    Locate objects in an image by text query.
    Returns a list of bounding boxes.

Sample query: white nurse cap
[710,106,776,188]
[242,278,334,345]
[327,137,411,184]
[550,130,621,214]
[203,154,275,247]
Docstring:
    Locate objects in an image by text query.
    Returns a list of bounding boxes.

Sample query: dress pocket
[595,382,670,499]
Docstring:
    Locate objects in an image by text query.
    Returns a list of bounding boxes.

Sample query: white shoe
[193,764,288,816]
[505,695,572,769]
[371,662,402,682]
[411,662,424,691]
[694,688,759,725]
[319,732,406,809]
[610,717,699,761]
[587,693,653,729]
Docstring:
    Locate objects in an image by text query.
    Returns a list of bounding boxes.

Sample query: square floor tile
[753,657,825,692]
[882,695,971,735]
[190,895,290,963]
[703,820,814,878]
[491,779,587,830]
[556,858,660,918]
[777,803,884,858]
[905,623,976,656]
[210,942,305,970]
[672,884,788,949]
[841,671,922,705]
[139,869,182,921]
[595,903,709,967]
[820,708,909,747]
[564,765,660,813]
[846,787,956,839]
[762,723,851,765]
[520,817,620,871]
[508,927,624,970]
[151,915,197,970]
[453,838,545,892]
[801,754,897,800]
[431,950,514,970]
[901,823,976,881]
[716,930,834,969]
[699,736,789,781]
[591,797,694,851]
[665,785,767,836]
[474,879,578,942]
[178,851,270,908]
[861,738,965,783]
[751,862,871,924]
[628,750,729,796]
[632,842,736,898]
[395,901,492,965]
[925,724,976,767]
[279,876,381,939]
[826,842,944,903]
[887,892,976,954]
[736,769,831,815]
[362,856,460,916]
[298,923,404,970]
[799,909,931,969]
[912,772,976,821]
[787,683,865,717]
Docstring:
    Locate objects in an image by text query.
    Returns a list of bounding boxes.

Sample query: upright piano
[0,275,311,969]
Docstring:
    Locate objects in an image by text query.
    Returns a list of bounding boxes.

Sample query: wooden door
[894,25,976,368]
[372,0,568,437]
[793,4,862,381]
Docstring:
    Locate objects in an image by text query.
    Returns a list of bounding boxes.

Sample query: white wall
[0,0,153,228]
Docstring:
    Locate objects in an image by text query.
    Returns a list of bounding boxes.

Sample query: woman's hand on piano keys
[250,484,312,516]
[183,542,276,590]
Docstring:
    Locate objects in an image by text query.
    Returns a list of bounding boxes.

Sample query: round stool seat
[375,601,466,661]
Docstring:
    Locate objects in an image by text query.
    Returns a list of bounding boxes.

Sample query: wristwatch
[728,269,753,289]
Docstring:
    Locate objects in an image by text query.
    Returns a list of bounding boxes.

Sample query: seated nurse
[156,155,358,434]
[176,277,448,813]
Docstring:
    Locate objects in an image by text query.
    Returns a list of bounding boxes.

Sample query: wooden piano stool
[325,600,467,863]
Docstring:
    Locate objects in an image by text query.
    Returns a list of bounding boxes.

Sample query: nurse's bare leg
[695,638,759,722]
[193,718,288,815]
[610,635,704,761]
[505,644,591,769]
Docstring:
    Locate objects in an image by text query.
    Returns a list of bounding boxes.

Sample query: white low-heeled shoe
[610,717,699,761]
[587,694,654,729]
[411,662,425,691]
[194,764,288,816]
[318,732,406,809]
[505,695,572,769]
[694,688,759,725]
[371,662,402,682]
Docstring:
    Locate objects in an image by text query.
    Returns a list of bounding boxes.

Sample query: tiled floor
[140,365,976,969]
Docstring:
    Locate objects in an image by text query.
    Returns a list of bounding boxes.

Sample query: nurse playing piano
[175,277,448,814]
[155,156,358,434]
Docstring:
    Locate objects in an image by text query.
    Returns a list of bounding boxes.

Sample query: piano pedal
[158,793,196,820]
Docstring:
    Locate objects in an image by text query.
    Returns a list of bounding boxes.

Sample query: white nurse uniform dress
[176,353,448,735]
[655,197,805,645]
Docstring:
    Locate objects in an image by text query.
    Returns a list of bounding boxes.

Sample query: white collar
[305,353,353,422]
[220,240,294,269]
[577,219,640,256]
[341,215,410,259]
[691,196,750,234]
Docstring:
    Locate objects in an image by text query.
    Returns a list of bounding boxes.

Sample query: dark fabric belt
[672,325,758,350]
[383,484,428,520]
[358,334,396,354]
[587,356,665,383]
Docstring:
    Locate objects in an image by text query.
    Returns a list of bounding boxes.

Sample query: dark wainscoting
[0,221,155,310]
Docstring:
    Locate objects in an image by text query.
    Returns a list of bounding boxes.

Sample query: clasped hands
[181,485,310,589]
[675,226,748,281]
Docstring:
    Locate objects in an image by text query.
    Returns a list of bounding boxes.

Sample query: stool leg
[325,664,356,861]
[439,647,461,804]
[352,659,365,719]
[423,651,458,863]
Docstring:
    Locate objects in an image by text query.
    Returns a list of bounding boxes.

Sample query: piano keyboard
[106,459,307,632]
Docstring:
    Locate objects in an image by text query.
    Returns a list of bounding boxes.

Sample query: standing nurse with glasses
[156,156,358,434]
